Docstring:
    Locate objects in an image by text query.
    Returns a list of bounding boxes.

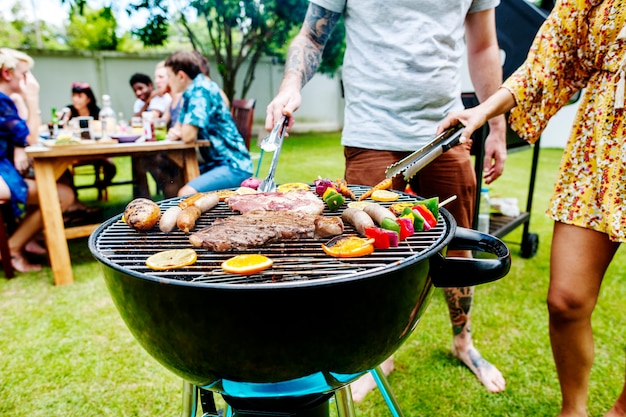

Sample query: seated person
[167,51,230,140]
[129,73,171,118]
[0,48,75,272]
[163,51,252,196]
[154,61,181,128]
[59,82,116,212]
[131,65,183,199]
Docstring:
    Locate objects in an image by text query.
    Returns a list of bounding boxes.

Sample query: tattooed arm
[265,3,341,131]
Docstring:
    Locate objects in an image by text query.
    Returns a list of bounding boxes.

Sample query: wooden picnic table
[27,139,210,285]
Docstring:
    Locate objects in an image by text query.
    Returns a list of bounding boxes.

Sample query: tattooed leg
[444,285,506,393]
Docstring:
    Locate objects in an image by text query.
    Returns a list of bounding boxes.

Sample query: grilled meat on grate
[227,191,325,215]
[189,210,344,252]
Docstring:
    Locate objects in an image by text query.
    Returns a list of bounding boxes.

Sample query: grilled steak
[227,191,325,215]
[189,210,343,252]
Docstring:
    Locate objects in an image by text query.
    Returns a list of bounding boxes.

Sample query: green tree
[2,2,67,50]
[65,5,118,51]
[127,0,345,100]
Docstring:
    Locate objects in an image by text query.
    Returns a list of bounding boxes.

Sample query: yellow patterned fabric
[503,0,626,242]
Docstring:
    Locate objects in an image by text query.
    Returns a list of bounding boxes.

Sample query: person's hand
[20,71,40,101]
[167,123,182,141]
[482,125,507,184]
[437,107,488,144]
[439,109,507,184]
[265,85,302,133]
[13,147,29,174]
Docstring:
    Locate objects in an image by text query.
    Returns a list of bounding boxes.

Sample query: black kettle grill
[89,186,511,417]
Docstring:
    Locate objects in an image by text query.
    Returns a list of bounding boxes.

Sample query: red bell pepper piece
[365,227,390,249]
[396,217,414,240]
[413,205,437,229]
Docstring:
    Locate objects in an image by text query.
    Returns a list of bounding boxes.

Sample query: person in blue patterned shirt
[164,51,253,196]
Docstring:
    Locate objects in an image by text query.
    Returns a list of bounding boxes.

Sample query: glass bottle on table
[49,107,59,139]
[99,94,117,140]
[117,112,128,133]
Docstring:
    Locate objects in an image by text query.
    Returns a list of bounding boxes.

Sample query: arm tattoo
[285,4,341,88]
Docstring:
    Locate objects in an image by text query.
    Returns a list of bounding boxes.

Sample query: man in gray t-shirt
[266,0,508,402]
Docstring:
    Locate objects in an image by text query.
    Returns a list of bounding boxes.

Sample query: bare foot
[350,356,395,402]
[451,344,505,393]
[11,252,42,273]
[25,239,47,256]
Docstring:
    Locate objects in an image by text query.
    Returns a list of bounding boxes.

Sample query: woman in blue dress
[0,48,75,272]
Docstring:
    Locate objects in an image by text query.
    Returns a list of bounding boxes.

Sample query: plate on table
[41,138,93,147]
[110,134,142,143]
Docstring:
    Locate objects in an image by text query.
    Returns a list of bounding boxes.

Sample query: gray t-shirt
[311,0,499,151]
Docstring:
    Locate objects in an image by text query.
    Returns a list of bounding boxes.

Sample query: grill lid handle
[428,227,511,287]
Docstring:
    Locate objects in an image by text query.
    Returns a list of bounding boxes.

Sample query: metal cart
[467,0,555,258]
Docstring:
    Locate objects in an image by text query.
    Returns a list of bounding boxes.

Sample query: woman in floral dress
[439,0,626,415]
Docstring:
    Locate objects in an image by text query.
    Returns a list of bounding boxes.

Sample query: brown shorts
[344,143,476,228]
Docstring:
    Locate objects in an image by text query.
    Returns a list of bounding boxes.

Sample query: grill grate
[92,186,450,285]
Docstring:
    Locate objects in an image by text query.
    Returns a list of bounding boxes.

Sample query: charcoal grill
[89,185,511,417]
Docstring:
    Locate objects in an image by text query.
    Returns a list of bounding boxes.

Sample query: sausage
[363,203,397,226]
[176,206,202,233]
[179,193,207,210]
[193,192,219,212]
[159,206,182,233]
[342,208,375,236]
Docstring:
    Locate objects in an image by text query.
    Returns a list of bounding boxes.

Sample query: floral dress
[503,0,626,242]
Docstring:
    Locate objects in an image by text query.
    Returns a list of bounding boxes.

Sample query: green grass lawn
[1,132,624,416]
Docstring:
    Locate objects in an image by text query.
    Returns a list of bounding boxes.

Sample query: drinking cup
[131,117,143,135]
[76,116,94,139]
[154,118,167,141]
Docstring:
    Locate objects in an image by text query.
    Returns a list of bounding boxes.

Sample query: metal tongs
[384,123,465,181]
[258,116,289,192]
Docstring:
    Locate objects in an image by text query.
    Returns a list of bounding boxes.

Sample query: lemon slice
[277,182,311,192]
[146,249,198,271]
[347,201,373,210]
[371,190,400,202]
[221,254,273,275]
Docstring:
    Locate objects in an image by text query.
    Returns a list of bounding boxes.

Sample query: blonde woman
[0,48,74,272]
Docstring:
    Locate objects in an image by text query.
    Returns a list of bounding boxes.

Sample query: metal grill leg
[180,380,198,417]
[334,386,356,417]
[372,366,404,417]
